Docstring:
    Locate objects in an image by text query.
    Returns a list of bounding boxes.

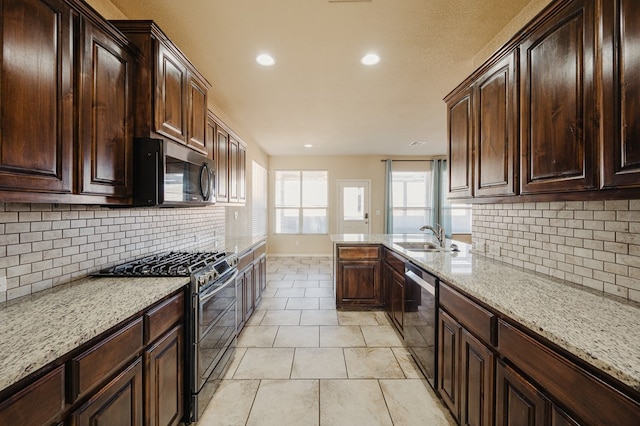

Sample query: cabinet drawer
[498,319,640,425]
[383,248,405,275]
[145,292,184,344]
[70,317,143,401]
[0,365,65,426]
[337,245,380,260]
[237,250,253,271]
[439,282,496,346]
[253,242,266,258]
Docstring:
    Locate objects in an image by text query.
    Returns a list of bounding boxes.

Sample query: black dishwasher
[404,261,438,389]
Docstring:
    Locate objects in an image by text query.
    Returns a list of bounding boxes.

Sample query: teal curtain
[384,159,393,233]
[431,159,449,237]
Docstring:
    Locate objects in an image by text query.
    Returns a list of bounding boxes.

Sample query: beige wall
[472,0,553,67]
[267,156,433,256]
[85,0,126,19]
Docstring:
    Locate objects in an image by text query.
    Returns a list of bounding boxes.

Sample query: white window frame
[274,170,328,234]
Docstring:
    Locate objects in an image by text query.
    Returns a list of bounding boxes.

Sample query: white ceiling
[107,0,532,157]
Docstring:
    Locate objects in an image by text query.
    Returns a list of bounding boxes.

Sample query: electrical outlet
[0,274,6,293]
[295,240,300,246]
[488,242,501,256]
[234,211,239,220]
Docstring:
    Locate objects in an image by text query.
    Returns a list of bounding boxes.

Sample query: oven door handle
[199,270,239,303]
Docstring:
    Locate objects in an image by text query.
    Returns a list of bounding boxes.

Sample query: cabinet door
[389,268,404,333]
[601,0,640,189]
[253,260,262,309]
[145,325,183,426]
[520,0,597,194]
[0,0,73,194]
[187,76,208,155]
[474,51,518,197]
[460,329,494,426]
[438,309,461,421]
[228,137,239,203]
[495,360,547,426]
[215,126,229,203]
[242,267,254,322]
[337,260,381,307]
[238,144,246,204]
[79,18,133,200]
[155,43,187,144]
[259,255,267,292]
[71,358,144,426]
[235,278,245,332]
[447,87,474,199]
[206,113,216,161]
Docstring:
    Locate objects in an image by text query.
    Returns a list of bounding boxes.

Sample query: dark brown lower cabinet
[336,245,382,308]
[0,290,186,426]
[235,243,267,334]
[389,268,404,333]
[460,329,494,426]
[145,324,183,426]
[495,360,546,426]
[71,358,144,426]
[438,309,461,422]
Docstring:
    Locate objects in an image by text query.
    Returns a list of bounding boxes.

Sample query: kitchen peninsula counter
[0,275,188,394]
[331,234,640,393]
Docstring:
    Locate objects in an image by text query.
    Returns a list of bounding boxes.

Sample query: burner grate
[95,251,227,277]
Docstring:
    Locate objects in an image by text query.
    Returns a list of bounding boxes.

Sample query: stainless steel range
[95,251,239,424]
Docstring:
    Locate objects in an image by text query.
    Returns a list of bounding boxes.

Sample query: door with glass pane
[338,180,371,234]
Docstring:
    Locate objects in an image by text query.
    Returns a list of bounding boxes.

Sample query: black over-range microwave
[133,138,216,207]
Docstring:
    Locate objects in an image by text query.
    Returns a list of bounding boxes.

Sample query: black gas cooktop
[94,251,228,277]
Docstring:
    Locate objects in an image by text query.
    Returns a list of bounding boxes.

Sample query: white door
[338,180,371,234]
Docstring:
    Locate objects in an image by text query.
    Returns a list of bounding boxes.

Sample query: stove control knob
[198,276,206,286]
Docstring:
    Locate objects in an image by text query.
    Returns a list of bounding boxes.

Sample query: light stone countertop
[0,237,266,395]
[331,234,640,392]
[0,275,189,394]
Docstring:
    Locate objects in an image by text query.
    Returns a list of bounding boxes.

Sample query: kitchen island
[332,234,640,425]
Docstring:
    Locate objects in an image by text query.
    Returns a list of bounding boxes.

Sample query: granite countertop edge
[331,234,640,392]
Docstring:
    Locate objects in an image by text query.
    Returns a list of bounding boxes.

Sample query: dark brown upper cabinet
[78,16,134,199]
[519,0,597,194]
[0,0,74,196]
[446,0,640,202]
[474,50,519,197]
[446,86,474,199]
[212,116,229,203]
[110,21,211,156]
[601,0,640,189]
[0,0,135,204]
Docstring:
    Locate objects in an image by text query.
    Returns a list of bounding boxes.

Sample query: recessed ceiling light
[304,144,313,148]
[256,53,275,66]
[361,53,380,66]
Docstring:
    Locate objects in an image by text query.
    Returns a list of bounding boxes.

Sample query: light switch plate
[0,274,6,293]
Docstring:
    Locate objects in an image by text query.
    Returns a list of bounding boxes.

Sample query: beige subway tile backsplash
[0,203,226,302]
[473,200,640,301]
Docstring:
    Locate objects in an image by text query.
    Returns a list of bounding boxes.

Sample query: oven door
[194,271,238,391]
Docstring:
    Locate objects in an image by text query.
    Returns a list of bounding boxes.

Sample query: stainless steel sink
[394,241,444,252]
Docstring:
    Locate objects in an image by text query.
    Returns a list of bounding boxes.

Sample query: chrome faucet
[419,224,445,247]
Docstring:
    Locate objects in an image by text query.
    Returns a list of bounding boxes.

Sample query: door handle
[364,212,369,219]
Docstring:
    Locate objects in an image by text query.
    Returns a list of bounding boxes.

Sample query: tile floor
[197,256,455,426]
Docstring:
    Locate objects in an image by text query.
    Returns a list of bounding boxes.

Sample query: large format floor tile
[196,256,454,426]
